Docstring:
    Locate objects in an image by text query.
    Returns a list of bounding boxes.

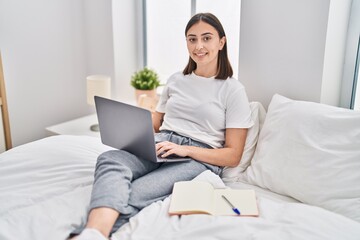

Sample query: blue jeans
[86,131,222,233]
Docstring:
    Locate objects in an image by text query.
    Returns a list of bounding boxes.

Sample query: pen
[221,195,241,215]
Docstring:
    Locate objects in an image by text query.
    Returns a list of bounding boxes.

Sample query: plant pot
[135,89,157,104]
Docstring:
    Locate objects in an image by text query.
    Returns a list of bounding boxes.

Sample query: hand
[155,141,189,158]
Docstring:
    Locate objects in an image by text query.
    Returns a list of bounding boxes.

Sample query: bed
[1,94,360,240]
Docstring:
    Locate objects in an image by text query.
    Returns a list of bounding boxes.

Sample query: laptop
[94,96,191,163]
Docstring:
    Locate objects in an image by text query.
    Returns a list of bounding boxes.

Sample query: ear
[219,36,226,50]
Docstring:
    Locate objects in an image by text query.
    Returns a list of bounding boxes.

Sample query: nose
[196,41,204,50]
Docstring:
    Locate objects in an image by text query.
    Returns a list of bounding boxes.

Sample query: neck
[194,67,217,78]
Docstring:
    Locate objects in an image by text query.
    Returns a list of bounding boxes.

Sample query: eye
[187,37,197,43]
[203,36,212,42]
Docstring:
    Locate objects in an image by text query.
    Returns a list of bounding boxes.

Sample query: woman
[74,12,253,240]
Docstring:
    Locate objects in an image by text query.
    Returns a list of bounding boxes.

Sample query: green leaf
[130,67,160,90]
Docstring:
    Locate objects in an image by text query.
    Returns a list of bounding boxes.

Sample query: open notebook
[169,181,259,216]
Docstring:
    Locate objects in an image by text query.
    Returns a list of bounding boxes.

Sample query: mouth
[194,52,207,57]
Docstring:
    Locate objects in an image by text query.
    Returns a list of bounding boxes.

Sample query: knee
[96,150,132,165]
[128,186,168,209]
[96,150,118,168]
[94,150,133,176]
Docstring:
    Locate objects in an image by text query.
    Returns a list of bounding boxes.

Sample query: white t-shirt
[156,72,253,148]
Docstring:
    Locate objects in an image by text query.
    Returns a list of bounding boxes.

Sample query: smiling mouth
[195,52,207,57]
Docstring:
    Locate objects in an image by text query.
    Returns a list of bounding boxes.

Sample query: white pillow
[240,94,360,222]
[221,102,266,182]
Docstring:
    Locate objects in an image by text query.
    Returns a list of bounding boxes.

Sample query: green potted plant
[131,67,161,103]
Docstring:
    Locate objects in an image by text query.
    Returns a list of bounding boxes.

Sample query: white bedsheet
[225,180,300,204]
[113,171,360,240]
[0,135,112,240]
[1,135,359,240]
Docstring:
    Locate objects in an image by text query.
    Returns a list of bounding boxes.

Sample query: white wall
[0,0,115,147]
[112,0,139,102]
[239,0,351,109]
[84,0,115,84]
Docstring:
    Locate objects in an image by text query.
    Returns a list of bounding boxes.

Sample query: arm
[156,128,248,167]
[152,111,164,133]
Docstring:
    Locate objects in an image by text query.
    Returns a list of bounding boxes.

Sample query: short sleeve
[225,86,254,129]
[155,84,169,113]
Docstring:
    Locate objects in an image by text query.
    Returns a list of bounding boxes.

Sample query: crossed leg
[73,150,212,239]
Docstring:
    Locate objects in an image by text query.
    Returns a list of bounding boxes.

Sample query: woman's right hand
[155,141,189,158]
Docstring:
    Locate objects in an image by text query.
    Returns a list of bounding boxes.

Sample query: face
[186,21,225,72]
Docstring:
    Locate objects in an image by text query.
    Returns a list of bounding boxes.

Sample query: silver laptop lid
[94,96,158,162]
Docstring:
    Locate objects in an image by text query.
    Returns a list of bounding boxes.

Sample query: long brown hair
[183,13,233,80]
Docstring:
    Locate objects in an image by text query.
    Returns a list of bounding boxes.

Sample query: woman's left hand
[155,141,189,158]
[155,128,247,167]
